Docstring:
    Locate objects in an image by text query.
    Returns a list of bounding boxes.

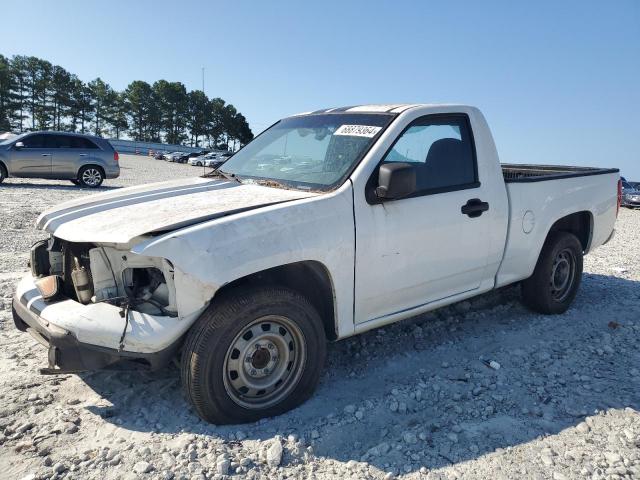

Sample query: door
[10,134,53,177]
[354,114,492,324]
[49,135,100,179]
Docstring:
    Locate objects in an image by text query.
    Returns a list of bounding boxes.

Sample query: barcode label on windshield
[334,124,382,138]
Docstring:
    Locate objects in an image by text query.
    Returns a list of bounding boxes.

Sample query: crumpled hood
[37,176,319,243]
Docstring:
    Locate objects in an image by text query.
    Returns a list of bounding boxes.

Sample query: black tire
[181,286,326,424]
[70,179,79,185]
[0,163,7,184]
[77,165,104,188]
[521,231,583,314]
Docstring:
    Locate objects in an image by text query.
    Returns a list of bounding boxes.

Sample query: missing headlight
[123,267,174,315]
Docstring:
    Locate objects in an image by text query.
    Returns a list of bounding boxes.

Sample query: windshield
[220,113,395,190]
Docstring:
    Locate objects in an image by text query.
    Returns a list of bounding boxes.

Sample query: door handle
[79,153,87,156]
[461,198,489,218]
[41,154,51,157]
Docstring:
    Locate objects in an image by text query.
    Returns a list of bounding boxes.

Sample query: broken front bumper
[12,274,188,373]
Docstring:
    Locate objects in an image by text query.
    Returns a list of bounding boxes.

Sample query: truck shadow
[81,272,639,474]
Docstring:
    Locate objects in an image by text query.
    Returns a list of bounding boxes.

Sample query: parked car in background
[190,152,218,166]
[175,152,191,164]
[189,152,233,168]
[164,151,184,162]
[189,154,207,166]
[621,180,640,208]
[0,131,119,187]
[205,155,231,170]
[154,152,167,160]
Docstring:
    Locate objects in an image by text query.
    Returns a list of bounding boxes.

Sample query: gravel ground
[0,155,638,480]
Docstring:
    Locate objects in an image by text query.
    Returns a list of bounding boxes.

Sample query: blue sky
[2,0,639,178]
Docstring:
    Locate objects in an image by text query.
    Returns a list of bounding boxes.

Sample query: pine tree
[0,54,252,145]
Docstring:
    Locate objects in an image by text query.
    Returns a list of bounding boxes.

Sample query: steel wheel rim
[223,315,306,409]
[550,248,576,302]
[82,168,102,186]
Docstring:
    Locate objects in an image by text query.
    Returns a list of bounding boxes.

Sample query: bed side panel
[496,172,618,287]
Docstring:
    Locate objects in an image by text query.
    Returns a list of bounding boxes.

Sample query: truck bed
[502,164,619,183]
[497,164,619,290]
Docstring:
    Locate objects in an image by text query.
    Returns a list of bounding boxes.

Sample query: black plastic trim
[502,164,619,183]
[12,294,180,372]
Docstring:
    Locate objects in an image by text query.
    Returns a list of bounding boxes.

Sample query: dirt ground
[0,155,638,480]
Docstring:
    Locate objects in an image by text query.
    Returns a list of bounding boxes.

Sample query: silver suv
[0,131,120,187]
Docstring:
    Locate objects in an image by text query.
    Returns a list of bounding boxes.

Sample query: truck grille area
[30,236,178,315]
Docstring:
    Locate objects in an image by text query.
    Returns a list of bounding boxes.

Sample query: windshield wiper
[203,167,242,184]
[246,178,298,190]
[219,170,242,184]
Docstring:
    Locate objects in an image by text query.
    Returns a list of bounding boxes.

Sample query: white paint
[15,275,198,352]
[133,187,357,341]
[20,103,618,356]
[37,177,318,243]
[495,172,618,287]
[349,105,509,326]
[345,104,410,112]
[522,210,535,234]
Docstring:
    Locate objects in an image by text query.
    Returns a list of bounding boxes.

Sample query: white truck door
[354,114,492,324]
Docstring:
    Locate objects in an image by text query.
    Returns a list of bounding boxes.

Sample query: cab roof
[292,103,470,116]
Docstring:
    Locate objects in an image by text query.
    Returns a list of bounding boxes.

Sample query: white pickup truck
[13,104,620,424]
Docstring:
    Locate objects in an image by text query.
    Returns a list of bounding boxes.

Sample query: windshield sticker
[334,124,382,138]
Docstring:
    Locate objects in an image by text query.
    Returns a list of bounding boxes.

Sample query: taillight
[616,178,622,217]
[114,151,119,162]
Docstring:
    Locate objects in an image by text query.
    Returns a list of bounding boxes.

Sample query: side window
[48,135,72,148]
[67,137,85,149]
[79,138,99,149]
[21,134,47,148]
[382,116,477,193]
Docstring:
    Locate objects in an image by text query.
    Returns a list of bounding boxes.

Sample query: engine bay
[30,236,177,317]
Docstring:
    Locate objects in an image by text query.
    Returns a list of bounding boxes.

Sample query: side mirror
[375,163,416,200]
[14,141,24,149]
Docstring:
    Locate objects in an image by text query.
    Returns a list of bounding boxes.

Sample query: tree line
[0,54,253,149]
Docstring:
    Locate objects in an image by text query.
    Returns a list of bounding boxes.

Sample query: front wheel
[181,287,326,424]
[521,231,583,314]
[77,166,104,188]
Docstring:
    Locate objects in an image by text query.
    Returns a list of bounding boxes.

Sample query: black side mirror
[375,163,416,200]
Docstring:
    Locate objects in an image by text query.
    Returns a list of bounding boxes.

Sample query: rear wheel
[181,287,326,424]
[77,165,104,188]
[521,231,583,314]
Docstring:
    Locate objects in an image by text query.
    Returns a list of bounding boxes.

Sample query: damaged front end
[31,237,177,313]
[13,236,192,374]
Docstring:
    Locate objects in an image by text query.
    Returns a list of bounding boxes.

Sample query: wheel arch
[77,163,105,178]
[0,159,8,177]
[213,260,338,341]
[545,210,593,253]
